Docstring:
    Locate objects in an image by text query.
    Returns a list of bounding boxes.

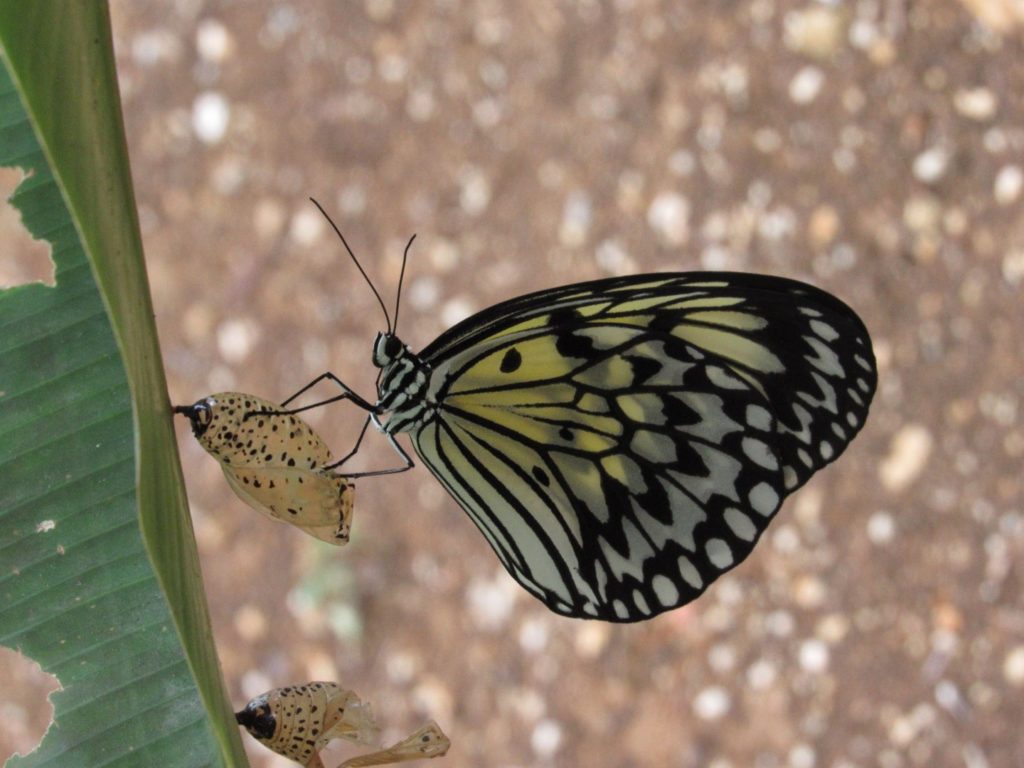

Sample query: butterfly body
[369,272,876,622]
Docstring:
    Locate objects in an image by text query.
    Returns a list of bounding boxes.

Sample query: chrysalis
[175,392,354,545]
[235,682,450,768]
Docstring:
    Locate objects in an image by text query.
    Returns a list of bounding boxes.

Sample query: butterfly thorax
[373,332,434,434]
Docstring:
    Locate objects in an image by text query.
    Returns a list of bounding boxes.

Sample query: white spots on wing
[742,436,779,470]
[831,422,847,440]
[854,353,873,372]
[668,444,743,504]
[879,424,933,493]
[601,454,647,494]
[819,440,834,460]
[632,589,652,616]
[848,387,864,407]
[705,537,734,569]
[804,335,845,377]
[674,392,743,443]
[785,403,814,445]
[809,319,839,341]
[798,306,822,318]
[707,365,747,390]
[613,600,630,620]
[783,465,799,489]
[600,518,654,582]
[846,411,860,428]
[724,507,758,541]
[630,429,679,464]
[810,371,839,414]
[856,377,871,393]
[745,404,773,431]
[651,575,680,607]
[677,555,704,589]
[581,603,598,617]
[749,482,779,517]
[797,447,814,467]
[553,452,610,524]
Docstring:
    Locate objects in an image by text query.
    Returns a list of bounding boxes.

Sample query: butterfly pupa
[235,682,450,768]
[175,392,354,545]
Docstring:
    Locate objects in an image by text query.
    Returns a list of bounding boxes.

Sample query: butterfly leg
[281,372,377,413]
[332,415,415,477]
[325,413,373,470]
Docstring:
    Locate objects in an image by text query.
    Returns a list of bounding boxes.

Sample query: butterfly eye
[195,403,213,427]
[235,702,277,740]
[373,332,403,366]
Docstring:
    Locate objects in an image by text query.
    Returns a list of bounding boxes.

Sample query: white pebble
[518,617,549,654]
[693,686,732,720]
[131,29,181,66]
[1003,646,1024,686]
[953,87,997,120]
[1002,249,1024,286]
[559,190,593,246]
[879,424,933,493]
[867,511,895,544]
[912,146,950,184]
[459,167,491,216]
[747,659,777,690]
[789,743,817,768]
[530,719,563,758]
[289,207,325,245]
[994,165,1023,205]
[196,18,233,63]
[216,318,258,363]
[441,296,475,328]
[192,91,230,144]
[407,276,441,310]
[466,572,516,631]
[595,239,635,274]
[789,66,825,104]
[934,679,963,713]
[647,192,691,245]
[798,639,830,673]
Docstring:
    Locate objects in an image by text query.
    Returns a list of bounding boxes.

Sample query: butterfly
[272,201,877,622]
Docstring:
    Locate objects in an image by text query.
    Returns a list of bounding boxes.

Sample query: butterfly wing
[411,273,875,621]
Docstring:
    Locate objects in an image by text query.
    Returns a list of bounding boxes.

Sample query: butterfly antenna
[309,197,392,333]
[393,234,416,334]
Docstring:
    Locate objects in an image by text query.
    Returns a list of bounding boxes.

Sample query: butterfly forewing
[388,273,875,621]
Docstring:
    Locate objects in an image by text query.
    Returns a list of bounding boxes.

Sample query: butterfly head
[372,331,405,368]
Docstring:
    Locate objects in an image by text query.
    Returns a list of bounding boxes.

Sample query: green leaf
[0,3,247,766]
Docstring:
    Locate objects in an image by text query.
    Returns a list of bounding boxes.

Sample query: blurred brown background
[3,1,1023,766]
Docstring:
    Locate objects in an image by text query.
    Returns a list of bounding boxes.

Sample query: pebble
[903,194,942,233]
[196,18,233,63]
[233,604,267,642]
[798,639,830,673]
[441,296,475,328]
[789,743,817,768]
[1003,249,1024,286]
[879,424,933,493]
[192,91,230,144]
[746,659,777,690]
[1003,646,1024,685]
[289,207,325,245]
[994,164,1023,205]
[953,87,997,120]
[595,239,636,274]
[808,205,840,247]
[216,318,258,363]
[647,192,691,245]
[867,511,896,544]
[693,686,731,720]
[912,146,950,184]
[559,190,593,247]
[789,66,825,104]
[574,622,610,658]
[531,718,563,758]
[459,167,491,216]
[518,617,549,654]
[466,572,517,631]
[783,6,845,59]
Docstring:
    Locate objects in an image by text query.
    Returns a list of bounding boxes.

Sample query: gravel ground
[3,1,1023,767]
